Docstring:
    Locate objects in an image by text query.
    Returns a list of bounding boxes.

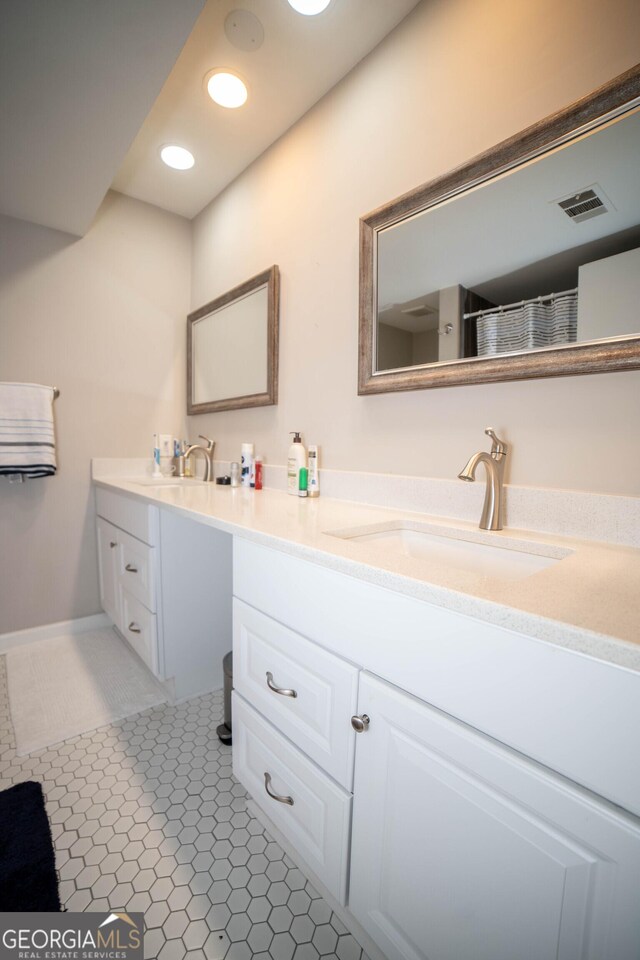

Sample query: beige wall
[190,0,640,495]
[413,329,439,366]
[378,323,413,371]
[0,193,190,633]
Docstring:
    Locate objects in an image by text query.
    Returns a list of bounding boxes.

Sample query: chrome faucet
[458,428,508,530]
[199,435,216,480]
[182,435,215,481]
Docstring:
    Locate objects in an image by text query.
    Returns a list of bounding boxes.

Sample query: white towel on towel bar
[0,382,57,479]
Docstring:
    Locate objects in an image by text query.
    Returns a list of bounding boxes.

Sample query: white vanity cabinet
[95,486,233,699]
[233,538,640,960]
[95,489,161,676]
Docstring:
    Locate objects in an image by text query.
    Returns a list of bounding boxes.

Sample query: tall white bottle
[287,432,307,495]
[241,443,254,488]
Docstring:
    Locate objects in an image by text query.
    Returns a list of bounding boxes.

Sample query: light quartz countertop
[93,475,640,673]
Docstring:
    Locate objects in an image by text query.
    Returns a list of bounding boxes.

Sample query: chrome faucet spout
[457,429,508,530]
[181,436,215,482]
[458,451,491,483]
[183,444,210,481]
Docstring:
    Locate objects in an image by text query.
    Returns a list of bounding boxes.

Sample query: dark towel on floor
[0,780,61,910]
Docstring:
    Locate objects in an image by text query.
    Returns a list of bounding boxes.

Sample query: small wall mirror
[359,65,640,394]
[187,266,279,414]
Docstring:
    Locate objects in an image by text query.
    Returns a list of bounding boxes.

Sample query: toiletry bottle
[173,439,184,477]
[159,435,174,476]
[287,432,306,496]
[182,440,191,478]
[254,457,263,491]
[241,443,254,488]
[298,467,308,498]
[308,445,319,498]
[152,434,162,478]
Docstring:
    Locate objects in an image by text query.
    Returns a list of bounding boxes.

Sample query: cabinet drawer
[234,600,358,790]
[118,529,156,612]
[233,693,352,905]
[120,590,158,675]
[96,487,157,545]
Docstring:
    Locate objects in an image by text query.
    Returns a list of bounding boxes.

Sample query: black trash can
[217,651,233,745]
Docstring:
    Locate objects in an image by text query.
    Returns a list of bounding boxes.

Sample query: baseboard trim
[0,613,111,653]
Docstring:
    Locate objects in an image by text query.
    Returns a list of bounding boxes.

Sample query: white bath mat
[6,628,167,756]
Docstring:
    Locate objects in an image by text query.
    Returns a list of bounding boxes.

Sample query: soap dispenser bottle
[287,432,307,495]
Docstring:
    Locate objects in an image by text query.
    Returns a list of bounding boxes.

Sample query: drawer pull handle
[125,563,138,573]
[351,714,370,733]
[266,671,297,699]
[128,622,141,634]
[109,541,117,549]
[264,772,294,806]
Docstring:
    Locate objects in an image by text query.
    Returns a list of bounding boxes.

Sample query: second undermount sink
[325,520,573,581]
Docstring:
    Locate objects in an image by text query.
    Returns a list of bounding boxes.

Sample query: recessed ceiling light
[206,70,248,109]
[160,145,195,170]
[287,0,331,14]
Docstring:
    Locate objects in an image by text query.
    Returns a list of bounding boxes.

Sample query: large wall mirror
[359,65,640,393]
[188,266,279,414]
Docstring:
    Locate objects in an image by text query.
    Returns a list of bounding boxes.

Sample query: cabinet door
[96,517,120,625]
[349,674,640,960]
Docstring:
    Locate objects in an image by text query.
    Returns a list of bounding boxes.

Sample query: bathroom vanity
[92,467,640,960]
[95,484,232,700]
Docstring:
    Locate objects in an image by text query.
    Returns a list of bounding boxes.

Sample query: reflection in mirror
[359,65,640,393]
[376,109,640,371]
[187,266,279,414]
[192,285,268,403]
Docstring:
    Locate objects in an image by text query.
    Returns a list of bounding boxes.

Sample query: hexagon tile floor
[0,654,369,960]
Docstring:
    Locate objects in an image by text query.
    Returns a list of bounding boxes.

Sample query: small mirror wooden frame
[358,65,640,395]
[188,265,279,414]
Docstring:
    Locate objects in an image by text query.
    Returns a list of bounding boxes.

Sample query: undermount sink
[132,477,209,488]
[325,520,573,581]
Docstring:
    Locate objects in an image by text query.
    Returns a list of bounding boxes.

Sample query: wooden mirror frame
[358,64,640,395]
[187,265,279,414]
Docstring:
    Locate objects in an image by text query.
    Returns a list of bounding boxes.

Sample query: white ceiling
[0,0,205,236]
[112,0,422,220]
[0,0,421,236]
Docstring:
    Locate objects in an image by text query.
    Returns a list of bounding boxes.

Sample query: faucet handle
[485,427,508,458]
[198,435,215,451]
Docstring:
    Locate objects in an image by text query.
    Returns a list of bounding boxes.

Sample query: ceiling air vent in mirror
[556,184,610,224]
[401,304,437,318]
